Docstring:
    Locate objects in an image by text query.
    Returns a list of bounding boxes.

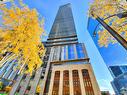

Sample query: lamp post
[91,13,127,50]
[0,0,10,4]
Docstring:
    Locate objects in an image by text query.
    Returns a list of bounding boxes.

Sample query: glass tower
[109,65,127,78]
[87,15,127,95]
[87,17,127,67]
[43,4,100,95]
[46,4,78,47]
[109,65,127,95]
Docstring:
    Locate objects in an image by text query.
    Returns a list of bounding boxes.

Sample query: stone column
[78,70,86,95]
[18,74,31,95]
[69,70,74,95]
[59,70,63,95]
[9,74,24,95]
[48,70,55,95]
[39,48,54,95]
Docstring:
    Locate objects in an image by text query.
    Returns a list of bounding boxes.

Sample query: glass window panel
[64,46,67,60]
[76,44,85,59]
[68,45,75,60]
[61,47,64,61]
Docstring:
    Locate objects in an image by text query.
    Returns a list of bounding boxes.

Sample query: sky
[22,0,114,94]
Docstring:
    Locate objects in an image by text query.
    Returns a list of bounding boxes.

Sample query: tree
[89,0,127,48]
[5,86,12,92]
[0,0,45,74]
[0,81,3,90]
[36,85,41,94]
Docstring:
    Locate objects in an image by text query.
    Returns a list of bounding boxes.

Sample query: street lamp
[91,12,127,50]
[0,0,10,4]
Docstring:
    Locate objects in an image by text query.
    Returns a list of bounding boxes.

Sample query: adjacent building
[109,65,127,78]
[109,65,127,95]
[87,17,127,67]
[101,91,110,95]
[87,16,127,95]
[0,4,101,95]
[41,4,101,95]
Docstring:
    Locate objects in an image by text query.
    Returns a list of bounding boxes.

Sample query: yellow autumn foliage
[0,0,45,73]
[89,0,127,47]
[36,85,41,93]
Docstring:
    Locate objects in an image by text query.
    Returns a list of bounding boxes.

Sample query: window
[64,46,67,60]
[68,45,75,60]
[27,86,31,90]
[52,71,60,95]
[76,44,85,59]
[82,69,94,95]
[22,74,27,79]
[17,86,21,92]
[72,70,81,95]
[63,70,70,95]
[53,47,59,61]
[41,75,44,79]
[31,72,36,80]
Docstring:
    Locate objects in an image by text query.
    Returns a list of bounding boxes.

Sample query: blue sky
[22,0,114,94]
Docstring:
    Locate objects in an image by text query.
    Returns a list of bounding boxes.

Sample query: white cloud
[98,79,115,94]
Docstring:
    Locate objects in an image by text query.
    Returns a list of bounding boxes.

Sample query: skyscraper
[109,65,127,95]
[41,4,101,95]
[0,4,101,95]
